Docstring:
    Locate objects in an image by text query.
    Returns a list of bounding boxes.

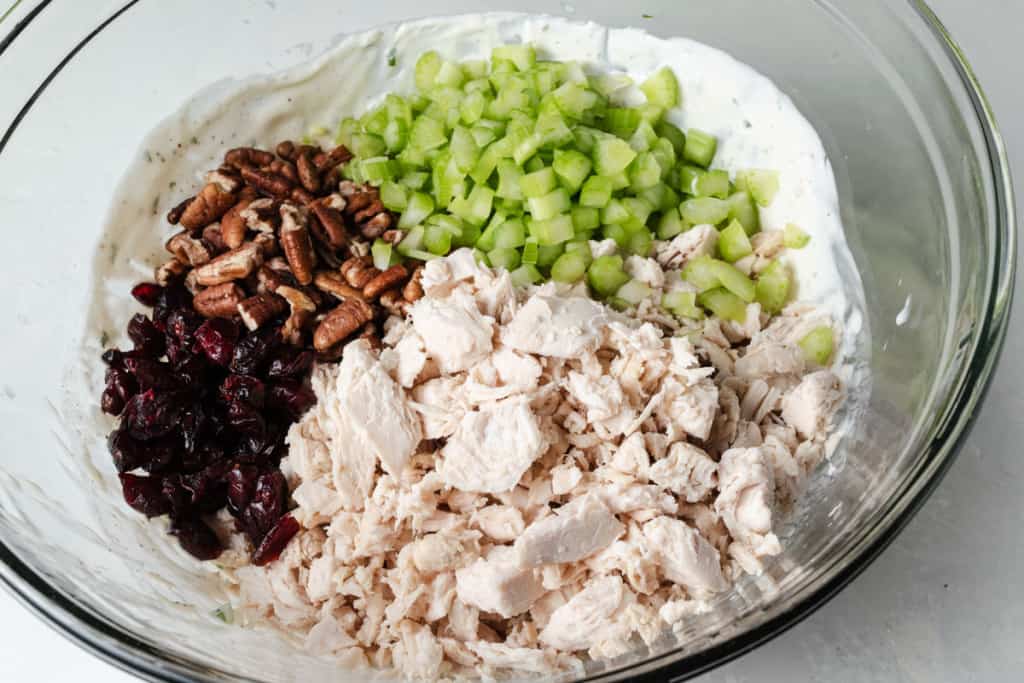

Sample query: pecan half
[237,292,287,331]
[166,231,213,267]
[241,166,293,199]
[314,271,366,301]
[240,197,279,234]
[205,169,242,193]
[202,224,228,254]
[291,187,316,206]
[360,210,393,239]
[193,282,245,318]
[166,196,194,225]
[279,203,316,285]
[221,193,256,249]
[179,181,237,231]
[194,241,263,286]
[362,264,409,300]
[266,159,298,184]
[154,258,188,286]
[257,263,293,294]
[339,255,380,289]
[313,298,374,352]
[315,145,353,172]
[275,140,296,160]
[224,147,275,169]
[296,150,321,194]
[310,200,348,249]
[253,232,278,258]
[276,285,317,345]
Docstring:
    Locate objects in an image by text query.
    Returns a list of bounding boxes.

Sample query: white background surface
[0,1,1021,681]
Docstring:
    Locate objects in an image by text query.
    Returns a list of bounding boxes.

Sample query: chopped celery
[527,188,572,221]
[755,259,791,313]
[460,91,489,125]
[678,165,704,195]
[360,156,393,184]
[551,251,589,283]
[404,248,442,262]
[682,255,754,300]
[521,238,540,264]
[415,51,442,92]
[510,263,543,287]
[579,175,613,208]
[726,191,761,235]
[487,247,521,271]
[571,206,600,233]
[493,218,527,248]
[350,133,387,158]
[492,44,536,72]
[551,81,599,119]
[462,59,488,79]
[655,121,686,155]
[657,208,687,239]
[603,107,642,139]
[616,279,654,305]
[799,326,834,365]
[495,159,525,199]
[629,120,657,153]
[680,197,729,225]
[536,243,565,268]
[552,149,593,193]
[698,288,747,322]
[409,116,447,151]
[718,220,753,262]
[475,211,506,252]
[396,225,425,255]
[784,223,811,249]
[662,290,704,320]
[735,169,780,207]
[380,181,409,211]
[400,171,429,190]
[536,112,574,149]
[512,132,544,166]
[521,167,557,198]
[424,225,453,255]
[627,226,653,256]
[650,138,677,179]
[564,240,594,267]
[621,197,654,225]
[589,73,634,98]
[683,128,717,168]
[435,60,466,88]
[449,185,494,226]
[572,126,600,153]
[628,152,662,190]
[524,155,546,173]
[398,191,435,230]
[712,260,756,302]
[336,117,360,147]
[360,105,389,136]
[371,240,401,270]
[640,66,680,108]
[383,118,410,154]
[637,103,665,125]
[587,255,631,298]
[695,169,730,199]
[601,199,630,225]
[593,137,638,176]
[528,214,574,245]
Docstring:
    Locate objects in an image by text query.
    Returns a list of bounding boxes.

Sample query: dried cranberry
[101,348,126,369]
[120,473,173,517]
[267,379,316,419]
[169,515,222,561]
[241,470,287,543]
[108,429,142,472]
[126,313,166,358]
[225,464,259,513]
[173,354,209,388]
[267,348,314,379]
[153,282,191,326]
[108,429,174,473]
[123,357,179,391]
[102,367,138,416]
[122,389,184,441]
[230,328,279,376]
[166,308,202,347]
[226,401,265,441]
[131,282,164,307]
[178,401,206,454]
[101,387,126,416]
[194,318,239,367]
[252,514,299,566]
[220,375,265,408]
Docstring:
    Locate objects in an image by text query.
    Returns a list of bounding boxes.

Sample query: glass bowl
[0,0,1014,681]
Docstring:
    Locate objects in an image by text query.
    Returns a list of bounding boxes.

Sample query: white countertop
[0,1,1021,681]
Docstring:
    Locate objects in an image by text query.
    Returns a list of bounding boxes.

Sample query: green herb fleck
[642,13,653,19]
[190,136,199,145]
[387,48,397,67]
[143,150,153,163]
[100,331,110,347]
[212,604,234,624]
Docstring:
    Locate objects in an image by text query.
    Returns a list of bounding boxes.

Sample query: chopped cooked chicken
[409,293,494,374]
[715,447,782,562]
[456,546,546,618]
[643,516,728,595]
[648,441,718,502]
[655,224,719,269]
[514,494,624,566]
[781,370,842,439]
[502,295,609,358]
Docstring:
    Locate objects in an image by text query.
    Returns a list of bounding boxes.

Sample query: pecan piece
[316,145,353,172]
[193,282,245,318]
[360,210,393,239]
[221,191,257,249]
[313,298,374,352]
[313,271,366,301]
[381,229,404,245]
[202,224,228,254]
[239,198,279,234]
[339,255,380,289]
[240,166,294,199]
[266,158,299,184]
[310,199,348,249]
[275,140,296,160]
[194,242,263,286]
[224,147,275,169]
[362,264,409,300]
[237,292,287,331]
[179,181,237,232]
[154,258,187,286]
[279,203,316,285]
[165,231,213,267]
[403,265,425,304]
[276,285,317,345]
[205,169,242,193]
[166,196,194,225]
[252,232,278,258]
[296,150,321,194]
[379,289,408,316]
[291,187,316,206]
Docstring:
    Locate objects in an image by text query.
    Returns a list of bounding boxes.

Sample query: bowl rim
[0,1,1015,681]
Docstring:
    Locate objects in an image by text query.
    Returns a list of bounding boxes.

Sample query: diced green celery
[784,223,811,249]
[426,213,464,235]
[536,112,574,149]
[736,169,780,207]
[463,59,488,79]
[603,223,629,251]
[629,120,658,152]
[521,167,557,198]
[383,118,409,153]
[450,127,480,174]
[521,238,540,265]
[424,225,453,255]
[532,67,558,96]
[460,91,489,125]
[350,133,387,158]
[603,107,642,139]
[510,263,543,287]
[655,121,687,155]
[550,251,588,283]
[396,225,425,255]
[409,116,447,151]
[492,45,536,72]
[398,191,435,229]
[680,197,729,225]
[470,125,498,148]
[380,181,409,212]
[589,73,634,98]
[536,243,565,268]
[551,82,599,119]
[622,197,654,225]
[601,199,630,225]
[710,259,756,301]
[627,226,654,256]
[432,153,465,207]
[385,93,413,123]
[650,138,677,179]
[799,326,834,365]
[662,290,704,320]
[678,164,703,195]
[572,126,599,153]
[607,171,631,190]
[527,188,572,221]
[628,152,662,190]
[495,159,525,199]
[360,156,393,185]
[755,259,791,313]
[593,137,638,176]
[524,155,546,173]
[474,212,505,252]
[587,255,631,298]
[579,175,613,208]
[726,191,761,235]
[360,104,388,136]
[695,169,730,198]
[637,103,665,125]
[335,117,360,147]
[453,220,481,249]
[400,171,429,190]
[682,255,723,291]
[657,207,687,239]
[371,239,402,270]
[698,288,747,322]
[493,218,527,249]
[718,220,753,262]
[404,248,442,262]
[512,132,544,166]
[450,184,495,227]
[487,247,521,271]
[683,128,717,168]
[397,146,428,170]
[435,60,465,88]
[564,240,594,266]
[616,279,653,305]
[640,66,681,109]
[571,206,600,234]
[552,149,593,193]
[415,51,442,92]
[528,214,574,245]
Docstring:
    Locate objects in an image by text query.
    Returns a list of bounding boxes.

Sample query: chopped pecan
[179,181,237,231]
[165,231,213,267]
[291,187,315,205]
[184,269,201,294]
[193,282,245,318]
[313,298,374,352]
[403,265,425,304]
[363,264,409,300]
[296,150,321,194]
[338,180,360,197]
[382,229,404,245]
[275,140,296,160]
[240,166,293,199]
[253,232,278,258]
[339,255,380,289]
[310,200,348,249]
[257,263,293,294]
[266,159,298,184]
[315,145,353,172]
[314,271,366,301]
[240,198,279,234]
[237,292,287,331]
[358,322,381,350]
[360,210,392,239]
[202,224,228,254]
[279,203,316,285]
[224,147,275,169]
[194,242,263,286]
[166,196,194,225]
[205,169,242,193]
[379,289,408,316]
[154,258,188,286]
[276,285,317,345]
[221,192,257,248]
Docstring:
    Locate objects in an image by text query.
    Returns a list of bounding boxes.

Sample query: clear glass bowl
[0,1,1014,681]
